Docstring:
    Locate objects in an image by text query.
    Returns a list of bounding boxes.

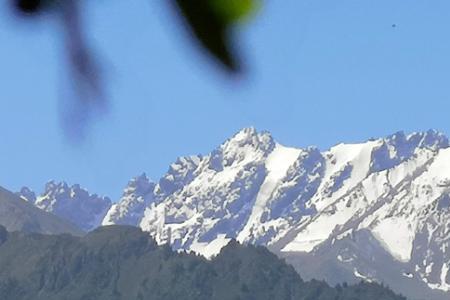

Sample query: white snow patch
[388,149,434,187]
[354,268,373,282]
[337,254,353,263]
[282,194,364,253]
[428,263,450,292]
[403,272,414,279]
[371,218,414,262]
[313,140,380,211]
[237,144,302,242]
[190,234,231,259]
[102,204,118,226]
[336,229,353,240]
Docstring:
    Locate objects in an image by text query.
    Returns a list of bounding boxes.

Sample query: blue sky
[1,0,450,199]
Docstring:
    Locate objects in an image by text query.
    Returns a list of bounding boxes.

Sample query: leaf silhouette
[171,0,257,73]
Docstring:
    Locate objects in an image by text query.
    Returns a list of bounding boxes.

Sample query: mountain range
[12,128,450,300]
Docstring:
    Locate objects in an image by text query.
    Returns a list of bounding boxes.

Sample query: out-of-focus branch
[12,0,105,140]
[61,0,104,104]
[9,0,259,140]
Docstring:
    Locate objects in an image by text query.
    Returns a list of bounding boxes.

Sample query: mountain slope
[0,186,83,236]
[0,225,405,300]
[282,229,449,300]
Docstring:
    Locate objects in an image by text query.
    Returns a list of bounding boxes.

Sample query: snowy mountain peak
[16,187,36,203]
[102,174,156,226]
[366,130,448,175]
[224,127,274,149]
[385,129,449,151]
[229,126,259,141]
[129,128,450,256]
[157,155,202,197]
[218,127,275,168]
[43,180,69,194]
[124,173,154,195]
[32,181,111,231]
[137,128,450,296]
[413,129,449,149]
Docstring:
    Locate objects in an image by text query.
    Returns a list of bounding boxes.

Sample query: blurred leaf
[172,0,257,73]
[211,0,258,23]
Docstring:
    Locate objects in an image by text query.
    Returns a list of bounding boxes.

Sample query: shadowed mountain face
[0,225,405,300]
[0,186,83,236]
[282,230,450,300]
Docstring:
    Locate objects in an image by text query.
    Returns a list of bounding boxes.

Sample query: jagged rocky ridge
[19,182,111,232]
[19,128,450,299]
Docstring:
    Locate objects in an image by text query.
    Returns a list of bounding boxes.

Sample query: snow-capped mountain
[17,186,37,203]
[19,181,111,232]
[137,128,450,299]
[18,128,450,299]
[102,173,156,226]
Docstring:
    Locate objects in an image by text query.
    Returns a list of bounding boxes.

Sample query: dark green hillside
[0,186,83,236]
[0,225,405,300]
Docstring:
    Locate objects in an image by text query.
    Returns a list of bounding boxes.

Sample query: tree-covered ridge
[0,225,405,300]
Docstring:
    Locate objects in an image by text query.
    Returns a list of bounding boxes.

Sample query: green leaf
[211,0,258,23]
[172,0,259,73]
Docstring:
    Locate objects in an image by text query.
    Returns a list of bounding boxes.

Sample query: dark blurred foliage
[171,0,256,72]
[10,0,257,139]
[0,225,407,300]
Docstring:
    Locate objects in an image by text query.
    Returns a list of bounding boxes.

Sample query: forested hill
[0,225,405,300]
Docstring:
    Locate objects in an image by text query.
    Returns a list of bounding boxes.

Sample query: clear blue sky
[1,0,450,199]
